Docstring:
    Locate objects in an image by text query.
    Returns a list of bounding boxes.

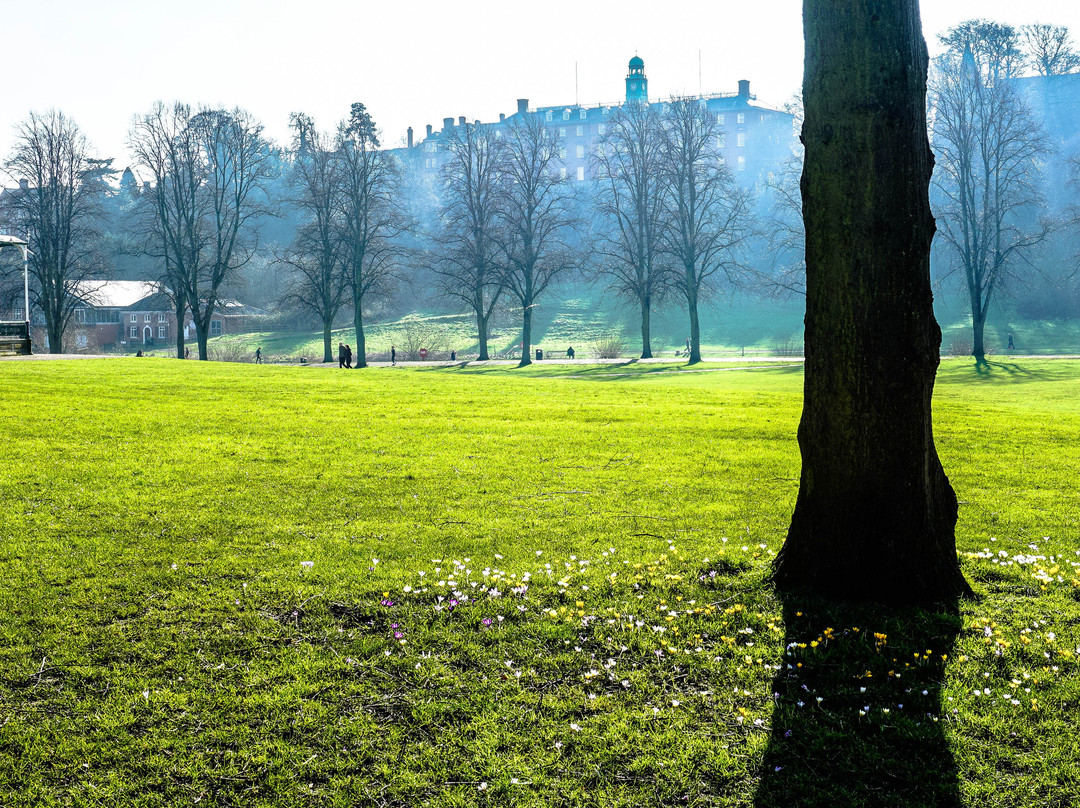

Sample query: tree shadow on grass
[754,597,964,808]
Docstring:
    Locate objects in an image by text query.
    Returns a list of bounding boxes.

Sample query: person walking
[567,346,575,360]
[391,345,396,365]
[338,342,347,368]
[344,344,353,368]
[255,347,262,364]
[1008,333,1015,350]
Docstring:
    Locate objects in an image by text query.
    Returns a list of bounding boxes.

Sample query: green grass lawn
[2,358,1079,806]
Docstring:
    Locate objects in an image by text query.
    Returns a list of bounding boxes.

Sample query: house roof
[71,280,168,309]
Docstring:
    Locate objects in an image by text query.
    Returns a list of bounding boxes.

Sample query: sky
[2,0,1079,178]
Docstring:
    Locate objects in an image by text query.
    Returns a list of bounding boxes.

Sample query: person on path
[391,345,396,365]
[450,350,456,361]
[255,347,262,364]
[344,344,353,368]
[1008,333,1015,350]
[685,336,691,353]
[567,346,575,360]
[338,342,347,368]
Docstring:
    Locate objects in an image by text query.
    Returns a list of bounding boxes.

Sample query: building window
[579,109,586,120]
[157,313,166,323]
[737,155,746,171]
[737,132,746,147]
[562,109,570,121]
[576,166,585,182]
[129,326,137,338]
[576,126,583,137]
[559,127,566,137]
[211,321,222,336]
[76,334,88,349]
[545,110,553,122]
[144,313,151,322]
[602,107,609,116]
[158,326,167,339]
[737,113,745,124]
[598,123,606,135]
[718,134,726,148]
[576,145,585,159]
[559,146,567,159]
[75,309,86,324]
[717,114,725,125]
[130,314,137,323]
[560,167,567,179]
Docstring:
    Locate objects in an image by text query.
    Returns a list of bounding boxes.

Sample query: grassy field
[2,358,1079,806]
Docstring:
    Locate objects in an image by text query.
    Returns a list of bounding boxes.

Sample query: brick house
[69,281,230,352]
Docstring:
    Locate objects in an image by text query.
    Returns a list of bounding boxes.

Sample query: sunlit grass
[1,358,1079,805]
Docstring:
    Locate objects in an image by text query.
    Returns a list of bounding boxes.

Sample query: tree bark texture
[518,304,533,368]
[353,300,368,368]
[640,297,653,359]
[773,0,972,604]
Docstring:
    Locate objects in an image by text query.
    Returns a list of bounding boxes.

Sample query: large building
[398,56,797,188]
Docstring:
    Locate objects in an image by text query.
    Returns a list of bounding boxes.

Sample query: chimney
[443,117,454,130]
[517,98,529,115]
[426,123,433,137]
[499,113,505,122]
[738,79,750,99]
[458,116,466,126]
[407,127,414,148]
[19,178,29,191]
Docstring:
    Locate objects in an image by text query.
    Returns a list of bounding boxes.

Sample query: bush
[591,333,627,359]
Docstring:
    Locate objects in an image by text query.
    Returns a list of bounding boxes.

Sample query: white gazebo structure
[0,234,31,354]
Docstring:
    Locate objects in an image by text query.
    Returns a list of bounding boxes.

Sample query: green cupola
[626,55,648,104]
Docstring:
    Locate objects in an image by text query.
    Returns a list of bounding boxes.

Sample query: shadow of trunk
[754,597,964,807]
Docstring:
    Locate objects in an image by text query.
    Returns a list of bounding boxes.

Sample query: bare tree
[773,0,970,605]
[762,153,806,297]
[938,19,1025,81]
[435,123,506,361]
[658,97,756,364]
[279,113,347,364]
[5,110,112,353]
[336,103,408,368]
[591,102,670,358]
[1022,23,1080,76]
[129,102,200,358]
[497,115,580,368]
[930,28,1052,361]
[185,108,274,360]
[129,104,274,360]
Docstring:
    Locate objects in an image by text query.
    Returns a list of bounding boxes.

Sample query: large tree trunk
[518,299,533,368]
[476,311,490,361]
[321,315,334,364]
[640,295,653,359]
[174,297,186,359]
[772,0,971,604]
[353,299,367,369]
[686,284,701,365]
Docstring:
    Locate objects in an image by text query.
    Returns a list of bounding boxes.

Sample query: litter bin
[535,349,543,360]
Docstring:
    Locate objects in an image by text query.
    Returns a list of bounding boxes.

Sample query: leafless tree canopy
[434,124,506,361]
[336,103,409,367]
[5,110,112,352]
[659,97,756,364]
[930,24,1052,360]
[129,103,274,359]
[591,102,670,358]
[496,114,581,367]
[1022,23,1080,76]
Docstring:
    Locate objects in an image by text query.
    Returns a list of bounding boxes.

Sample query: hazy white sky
[2,0,1079,175]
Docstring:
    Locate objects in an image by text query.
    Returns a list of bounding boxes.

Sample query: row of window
[128,313,168,323]
[129,325,169,339]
